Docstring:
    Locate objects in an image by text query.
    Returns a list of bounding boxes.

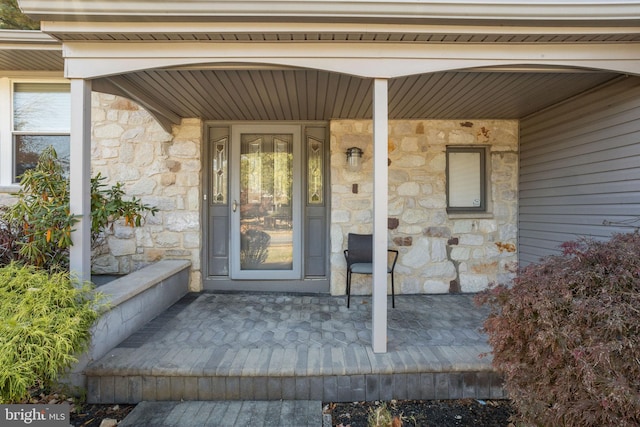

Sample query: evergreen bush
[477,232,640,426]
[0,263,100,403]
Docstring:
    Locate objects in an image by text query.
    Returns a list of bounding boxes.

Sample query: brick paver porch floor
[85,292,504,404]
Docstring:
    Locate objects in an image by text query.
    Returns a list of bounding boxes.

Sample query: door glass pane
[240,134,293,271]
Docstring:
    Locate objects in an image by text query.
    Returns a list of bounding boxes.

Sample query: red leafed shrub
[476,232,640,426]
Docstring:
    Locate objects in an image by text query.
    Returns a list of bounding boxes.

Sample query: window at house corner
[446,147,486,212]
[13,82,71,182]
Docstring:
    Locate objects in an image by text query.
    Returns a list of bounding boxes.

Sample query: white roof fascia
[0,29,60,47]
[19,1,640,24]
[40,20,640,37]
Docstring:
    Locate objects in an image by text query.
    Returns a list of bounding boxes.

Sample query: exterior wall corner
[91,92,203,290]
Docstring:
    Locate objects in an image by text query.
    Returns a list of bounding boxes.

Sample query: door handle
[232,200,238,212]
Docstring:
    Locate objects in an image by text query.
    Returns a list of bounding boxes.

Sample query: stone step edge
[84,346,494,377]
[86,371,506,404]
[85,363,495,377]
[118,400,325,427]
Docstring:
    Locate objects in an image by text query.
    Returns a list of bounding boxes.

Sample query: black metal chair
[343,233,399,308]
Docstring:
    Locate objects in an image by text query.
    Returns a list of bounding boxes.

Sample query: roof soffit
[18,1,640,26]
[39,21,640,45]
[0,30,62,73]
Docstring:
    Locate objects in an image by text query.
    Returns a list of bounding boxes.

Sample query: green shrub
[0,263,100,403]
[477,232,640,426]
[90,172,158,251]
[5,146,75,269]
[2,146,157,270]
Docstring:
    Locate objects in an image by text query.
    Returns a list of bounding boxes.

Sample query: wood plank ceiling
[95,68,619,127]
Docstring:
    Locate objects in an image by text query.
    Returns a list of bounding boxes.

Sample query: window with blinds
[12,82,70,181]
[446,147,486,212]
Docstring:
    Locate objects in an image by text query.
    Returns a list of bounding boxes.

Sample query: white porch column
[372,78,388,353]
[69,79,92,282]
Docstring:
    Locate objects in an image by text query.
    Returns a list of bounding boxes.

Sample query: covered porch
[84,291,503,404]
[6,1,640,368]
[51,23,640,355]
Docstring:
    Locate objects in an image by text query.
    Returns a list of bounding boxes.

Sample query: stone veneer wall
[91,93,202,291]
[0,191,16,207]
[330,119,518,295]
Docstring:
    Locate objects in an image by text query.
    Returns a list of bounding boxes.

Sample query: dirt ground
[326,399,514,427]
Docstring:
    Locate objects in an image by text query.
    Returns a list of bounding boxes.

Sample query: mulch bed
[326,399,514,427]
[21,387,136,427]
[71,404,136,427]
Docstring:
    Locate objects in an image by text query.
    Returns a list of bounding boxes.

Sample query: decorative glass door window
[307,136,323,204]
[211,137,227,204]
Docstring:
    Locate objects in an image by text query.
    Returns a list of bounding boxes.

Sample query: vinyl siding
[519,76,640,266]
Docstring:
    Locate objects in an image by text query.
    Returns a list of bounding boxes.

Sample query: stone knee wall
[330,119,518,295]
[91,93,202,290]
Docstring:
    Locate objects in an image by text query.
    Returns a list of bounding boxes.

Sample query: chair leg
[391,273,395,308]
[346,270,352,308]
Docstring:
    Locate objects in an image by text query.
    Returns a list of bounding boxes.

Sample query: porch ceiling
[92,67,619,128]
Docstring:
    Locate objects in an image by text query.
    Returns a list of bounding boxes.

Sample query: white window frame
[0,76,70,187]
[446,146,488,213]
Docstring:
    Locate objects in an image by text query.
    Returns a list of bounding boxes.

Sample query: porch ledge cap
[97,259,191,307]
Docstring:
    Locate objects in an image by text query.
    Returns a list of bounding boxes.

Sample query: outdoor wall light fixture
[346,147,363,172]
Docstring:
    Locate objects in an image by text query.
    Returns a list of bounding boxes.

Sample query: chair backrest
[347,233,372,265]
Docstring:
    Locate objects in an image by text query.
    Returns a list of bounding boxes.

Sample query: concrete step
[119,400,325,427]
[85,345,504,403]
[86,370,504,404]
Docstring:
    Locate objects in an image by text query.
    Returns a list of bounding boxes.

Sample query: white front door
[230,124,302,280]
